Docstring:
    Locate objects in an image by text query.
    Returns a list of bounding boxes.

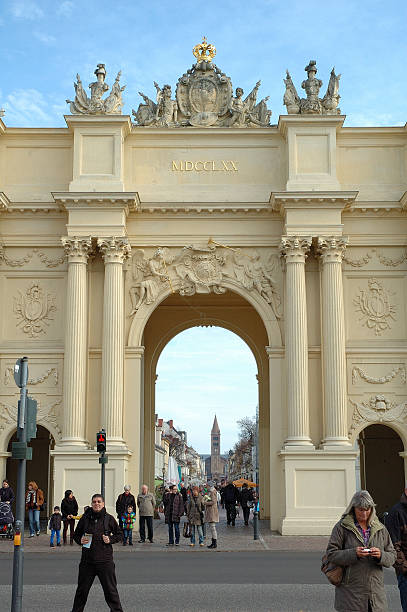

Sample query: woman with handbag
[186,486,205,547]
[326,490,396,611]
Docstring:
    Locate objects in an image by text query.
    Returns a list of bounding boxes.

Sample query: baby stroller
[0,501,14,539]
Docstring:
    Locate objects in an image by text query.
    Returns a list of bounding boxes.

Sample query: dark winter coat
[386,491,407,575]
[0,486,14,504]
[326,511,396,611]
[240,487,254,508]
[61,496,78,521]
[180,486,188,505]
[186,495,205,526]
[223,484,239,505]
[163,492,184,524]
[73,507,122,563]
[115,492,136,518]
[49,512,62,531]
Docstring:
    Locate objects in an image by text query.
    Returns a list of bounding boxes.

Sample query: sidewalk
[0,508,328,554]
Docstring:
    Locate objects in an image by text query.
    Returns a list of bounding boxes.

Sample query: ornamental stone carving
[66,64,125,115]
[283,60,341,115]
[349,395,407,436]
[128,245,282,315]
[279,236,312,262]
[0,245,66,268]
[351,365,406,385]
[61,237,92,263]
[0,398,62,439]
[4,366,58,387]
[132,38,271,128]
[97,237,131,264]
[317,236,348,263]
[353,278,397,336]
[13,282,57,338]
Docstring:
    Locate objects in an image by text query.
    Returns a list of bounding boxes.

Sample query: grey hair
[343,490,377,524]
[124,484,131,491]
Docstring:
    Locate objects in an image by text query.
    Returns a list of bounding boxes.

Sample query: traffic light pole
[11,357,29,612]
[100,452,106,500]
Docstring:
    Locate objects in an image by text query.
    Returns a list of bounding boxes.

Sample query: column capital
[317,236,348,264]
[98,236,131,264]
[279,236,312,263]
[61,236,92,263]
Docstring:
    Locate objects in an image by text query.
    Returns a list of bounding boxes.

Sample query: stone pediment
[132,37,272,128]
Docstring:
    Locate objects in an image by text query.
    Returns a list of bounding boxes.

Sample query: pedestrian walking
[0,479,15,505]
[25,481,44,537]
[223,480,239,526]
[204,485,219,549]
[71,493,123,612]
[61,489,79,545]
[186,486,205,547]
[385,486,407,611]
[49,505,62,547]
[121,505,136,546]
[239,483,254,526]
[326,490,396,612]
[163,484,184,546]
[137,484,156,543]
[115,485,136,528]
[179,482,188,507]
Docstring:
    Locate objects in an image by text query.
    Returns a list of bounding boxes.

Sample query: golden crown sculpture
[193,37,216,63]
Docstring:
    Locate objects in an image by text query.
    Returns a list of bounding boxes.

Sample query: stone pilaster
[317,236,351,448]
[61,236,92,445]
[98,237,131,445]
[280,236,314,448]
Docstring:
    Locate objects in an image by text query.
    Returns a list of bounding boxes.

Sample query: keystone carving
[283,60,341,115]
[353,278,397,336]
[66,63,125,115]
[13,282,57,338]
[349,395,407,436]
[0,398,62,439]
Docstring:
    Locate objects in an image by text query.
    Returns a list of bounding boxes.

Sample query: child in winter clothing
[49,505,62,547]
[121,505,136,545]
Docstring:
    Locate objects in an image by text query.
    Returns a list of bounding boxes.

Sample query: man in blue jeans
[163,485,184,546]
[386,487,407,611]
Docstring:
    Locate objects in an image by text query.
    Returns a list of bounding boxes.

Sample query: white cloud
[56,1,74,17]
[3,88,52,127]
[10,1,44,19]
[34,31,56,45]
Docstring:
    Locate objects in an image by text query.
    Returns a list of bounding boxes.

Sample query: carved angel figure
[66,64,125,115]
[132,83,178,127]
[129,249,171,314]
[283,60,342,116]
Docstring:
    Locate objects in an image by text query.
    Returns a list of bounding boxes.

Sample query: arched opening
[6,425,55,520]
[141,289,271,518]
[357,424,404,517]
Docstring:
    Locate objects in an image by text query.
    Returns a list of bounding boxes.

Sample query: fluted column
[280,236,314,448]
[61,236,92,445]
[98,237,131,445]
[317,236,351,447]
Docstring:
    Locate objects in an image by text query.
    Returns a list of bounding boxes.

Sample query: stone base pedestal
[52,447,132,518]
[279,449,357,535]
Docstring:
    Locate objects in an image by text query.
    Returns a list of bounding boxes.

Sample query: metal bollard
[253,503,259,540]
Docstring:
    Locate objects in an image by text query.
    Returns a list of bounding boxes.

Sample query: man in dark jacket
[115,485,136,528]
[239,483,254,526]
[386,488,407,611]
[179,482,188,507]
[163,484,184,546]
[71,493,123,612]
[223,481,240,526]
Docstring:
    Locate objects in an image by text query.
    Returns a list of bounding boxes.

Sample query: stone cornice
[64,114,132,137]
[136,203,275,216]
[277,114,346,137]
[52,192,140,213]
[400,191,407,211]
[270,191,358,213]
[0,192,10,211]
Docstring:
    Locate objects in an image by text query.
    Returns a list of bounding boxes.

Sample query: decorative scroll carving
[353,278,396,336]
[352,365,406,385]
[343,251,373,267]
[13,282,57,338]
[132,38,271,128]
[376,250,407,267]
[66,64,125,115]
[343,249,407,268]
[0,245,66,268]
[128,245,282,316]
[4,366,58,386]
[0,398,62,439]
[283,60,341,115]
[349,395,407,436]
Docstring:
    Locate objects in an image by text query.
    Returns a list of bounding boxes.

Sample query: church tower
[210,415,222,479]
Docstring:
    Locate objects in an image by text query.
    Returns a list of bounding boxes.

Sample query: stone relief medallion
[353,278,396,336]
[175,246,226,295]
[13,282,57,338]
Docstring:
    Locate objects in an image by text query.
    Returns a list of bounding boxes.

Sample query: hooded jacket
[386,491,407,575]
[326,509,396,612]
[73,506,122,563]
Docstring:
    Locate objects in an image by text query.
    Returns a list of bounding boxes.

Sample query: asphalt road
[0,551,400,611]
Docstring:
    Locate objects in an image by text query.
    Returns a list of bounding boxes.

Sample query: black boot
[207,538,217,549]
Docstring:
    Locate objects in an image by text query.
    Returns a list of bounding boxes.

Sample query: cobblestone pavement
[0,507,328,554]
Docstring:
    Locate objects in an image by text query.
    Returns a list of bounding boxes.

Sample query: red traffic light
[96,430,106,453]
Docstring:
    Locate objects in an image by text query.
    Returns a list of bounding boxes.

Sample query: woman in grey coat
[326,490,396,612]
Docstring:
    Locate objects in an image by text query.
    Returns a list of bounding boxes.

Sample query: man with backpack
[71,493,123,612]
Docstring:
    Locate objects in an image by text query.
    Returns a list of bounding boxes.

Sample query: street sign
[13,358,28,389]
[26,397,37,442]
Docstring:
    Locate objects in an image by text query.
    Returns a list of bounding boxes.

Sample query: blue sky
[156,328,258,454]
[0,0,406,127]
